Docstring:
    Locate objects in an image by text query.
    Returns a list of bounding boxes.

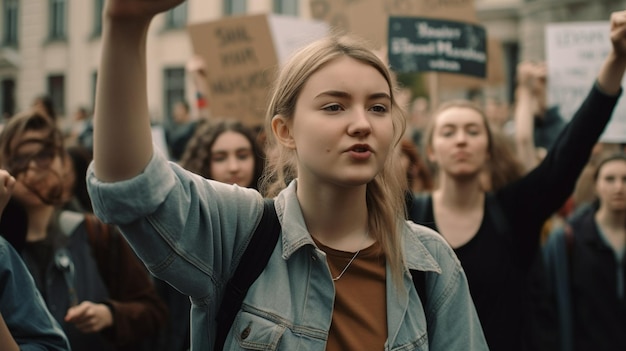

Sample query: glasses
[8,149,58,174]
[6,140,61,176]
[6,140,66,205]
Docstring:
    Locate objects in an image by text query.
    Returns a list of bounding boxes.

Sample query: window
[1,78,16,119]
[47,74,65,115]
[165,1,188,29]
[49,0,67,40]
[163,68,186,124]
[273,0,298,15]
[93,0,104,37]
[223,0,246,16]
[2,0,18,46]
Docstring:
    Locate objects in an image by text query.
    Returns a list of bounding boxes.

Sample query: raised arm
[597,10,626,95]
[94,0,185,182]
[513,61,543,172]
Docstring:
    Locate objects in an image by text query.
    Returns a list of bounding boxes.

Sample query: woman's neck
[296,179,370,251]
[25,205,55,242]
[435,175,484,209]
[594,206,626,252]
[595,206,626,231]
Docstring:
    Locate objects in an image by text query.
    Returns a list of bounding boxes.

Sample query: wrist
[101,301,115,328]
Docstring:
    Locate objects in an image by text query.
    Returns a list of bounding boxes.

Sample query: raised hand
[610,10,626,58]
[0,170,15,218]
[598,10,626,95]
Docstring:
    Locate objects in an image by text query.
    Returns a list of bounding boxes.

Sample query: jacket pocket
[230,311,287,350]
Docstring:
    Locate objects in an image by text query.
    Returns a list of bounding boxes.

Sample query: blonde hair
[260,35,408,287]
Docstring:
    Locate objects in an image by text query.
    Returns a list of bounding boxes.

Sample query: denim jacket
[0,236,71,351]
[87,150,487,351]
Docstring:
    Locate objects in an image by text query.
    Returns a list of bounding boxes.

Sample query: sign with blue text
[388,17,487,78]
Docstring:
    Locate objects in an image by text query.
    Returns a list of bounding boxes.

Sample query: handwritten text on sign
[387,17,486,77]
[546,21,626,142]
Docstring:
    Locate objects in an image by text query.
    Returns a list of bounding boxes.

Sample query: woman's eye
[322,104,342,112]
[211,155,226,163]
[370,105,388,113]
[237,152,252,161]
[440,129,455,137]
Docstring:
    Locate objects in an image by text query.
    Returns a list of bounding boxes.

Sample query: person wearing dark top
[544,153,626,351]
[409,10,626,351]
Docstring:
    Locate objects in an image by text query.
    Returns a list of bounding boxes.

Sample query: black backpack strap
[410,269,427,308]
[409,193,431,224]
[214,199,280,351]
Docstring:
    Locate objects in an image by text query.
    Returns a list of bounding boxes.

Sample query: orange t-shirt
[315,240,387,351]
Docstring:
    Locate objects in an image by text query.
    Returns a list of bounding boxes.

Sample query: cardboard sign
[388,17,487,78]
[546,21,626,142]
[310,0,477,48]
[188,14,328,126]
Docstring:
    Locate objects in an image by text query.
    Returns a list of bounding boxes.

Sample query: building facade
[0,0,624,127]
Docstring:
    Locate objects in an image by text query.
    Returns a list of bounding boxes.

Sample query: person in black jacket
[0,112,168,351]
[544,152,626,351]
[0,169,70,351]
[409,10,626,351]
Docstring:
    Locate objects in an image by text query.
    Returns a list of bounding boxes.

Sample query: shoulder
[0,236,27,275]
[402,220,458,275]
[0,235,12,260]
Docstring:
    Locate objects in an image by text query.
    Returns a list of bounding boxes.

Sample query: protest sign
[188,14,328,126]
[310,0,477,48]
[310,0,503,99]
[388,17,487,78]
[546,21,626,142]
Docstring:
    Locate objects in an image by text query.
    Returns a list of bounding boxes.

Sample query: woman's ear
[271,115,296,149]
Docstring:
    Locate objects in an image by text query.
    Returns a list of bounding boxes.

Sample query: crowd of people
[2,1,626,350]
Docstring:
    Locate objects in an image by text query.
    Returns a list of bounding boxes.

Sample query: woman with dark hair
[0,112,167,351]
[544,152,626,351]
[179,118,265,190]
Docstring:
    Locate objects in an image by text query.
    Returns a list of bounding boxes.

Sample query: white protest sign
[546,21,626,142]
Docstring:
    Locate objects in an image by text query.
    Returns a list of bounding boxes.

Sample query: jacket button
[311,254,317,261]
[241,326,251,340]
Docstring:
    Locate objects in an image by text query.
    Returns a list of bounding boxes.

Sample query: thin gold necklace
[332,230,370,281]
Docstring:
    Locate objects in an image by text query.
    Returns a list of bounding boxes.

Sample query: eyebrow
[315,90,391,101]
[440,121,483,128]
[211,147,252,155]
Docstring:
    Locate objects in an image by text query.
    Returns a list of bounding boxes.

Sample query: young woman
[409,11,626,351]
[544,153,626,351]
[0,170,70,351]
[179,118,265,189]
[0,112,168,351]
[86,0,487,350]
